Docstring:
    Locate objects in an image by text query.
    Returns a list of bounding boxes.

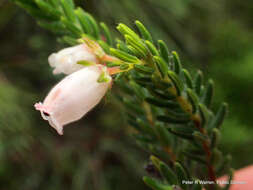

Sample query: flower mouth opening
[34,102,63,135]
[34,102,51,120]
[42,111,50,117]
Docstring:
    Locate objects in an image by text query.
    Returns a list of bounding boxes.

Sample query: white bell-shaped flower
[48,44,98,75]
[34,65,111,135]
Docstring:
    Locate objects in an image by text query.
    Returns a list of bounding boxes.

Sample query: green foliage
[0,83,33,155]
[7,0,249,190]
[143,176,173,190]
[159,162,178,185]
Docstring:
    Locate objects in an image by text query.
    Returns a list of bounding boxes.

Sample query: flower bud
[34,65,111,135]
[48,44,98,75]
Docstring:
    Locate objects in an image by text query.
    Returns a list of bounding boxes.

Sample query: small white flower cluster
[35,42,112,135]
[48,43,98,75]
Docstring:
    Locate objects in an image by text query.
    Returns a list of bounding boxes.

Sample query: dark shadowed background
[0,0,253,189]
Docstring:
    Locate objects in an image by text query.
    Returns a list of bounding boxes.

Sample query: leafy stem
[11,0,232,189]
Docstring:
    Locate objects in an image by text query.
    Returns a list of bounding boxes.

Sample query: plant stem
[193,118,216,184]
[171,87,217,189]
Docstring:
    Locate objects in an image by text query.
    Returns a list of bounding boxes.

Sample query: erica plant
[11,0,233,189]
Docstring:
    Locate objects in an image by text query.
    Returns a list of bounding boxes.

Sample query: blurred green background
[0,0,253,189]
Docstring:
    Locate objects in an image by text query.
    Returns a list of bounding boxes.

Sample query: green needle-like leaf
[175,162,188,190]
[145,97,179,108]
[157,115,190,124]
[117,23,140,42]
[148,88,175,100]
[158,40,169,63]
[143,176,173,190]
[172,51,182,74]
[198,103,209,127]
[210,128,221,149]
[35,0,61,19]
[84,12,100,39]
[167,128,194,140]
[211,148,222,165]
[183,69,193,89]
[194,70,203,96]
[156,124,171,146]
[159,162,178,185]
[167,71,184,96]
[125,34,147,58]
[201,79,214,108]
[100,22,113,45]
[75,8,92,35]
[61,0,76,22]
[136,118,154,136]
[208,102,228,129]
[134,64,154,74]
[145,40,159,56]
[153,56,168,78]
[186,88,199,113]
[182,151,206,164]
[110,48,139,63]
[60,16,82,37]
[135,20,153,42]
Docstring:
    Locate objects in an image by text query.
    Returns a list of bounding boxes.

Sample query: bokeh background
[0,0,253,189]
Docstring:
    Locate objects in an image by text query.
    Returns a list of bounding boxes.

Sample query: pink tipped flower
[48,44,98,75]
[34,65,111,135]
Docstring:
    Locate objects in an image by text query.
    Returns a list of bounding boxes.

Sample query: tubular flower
[34,65,111,135]
[48,44,98,75]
